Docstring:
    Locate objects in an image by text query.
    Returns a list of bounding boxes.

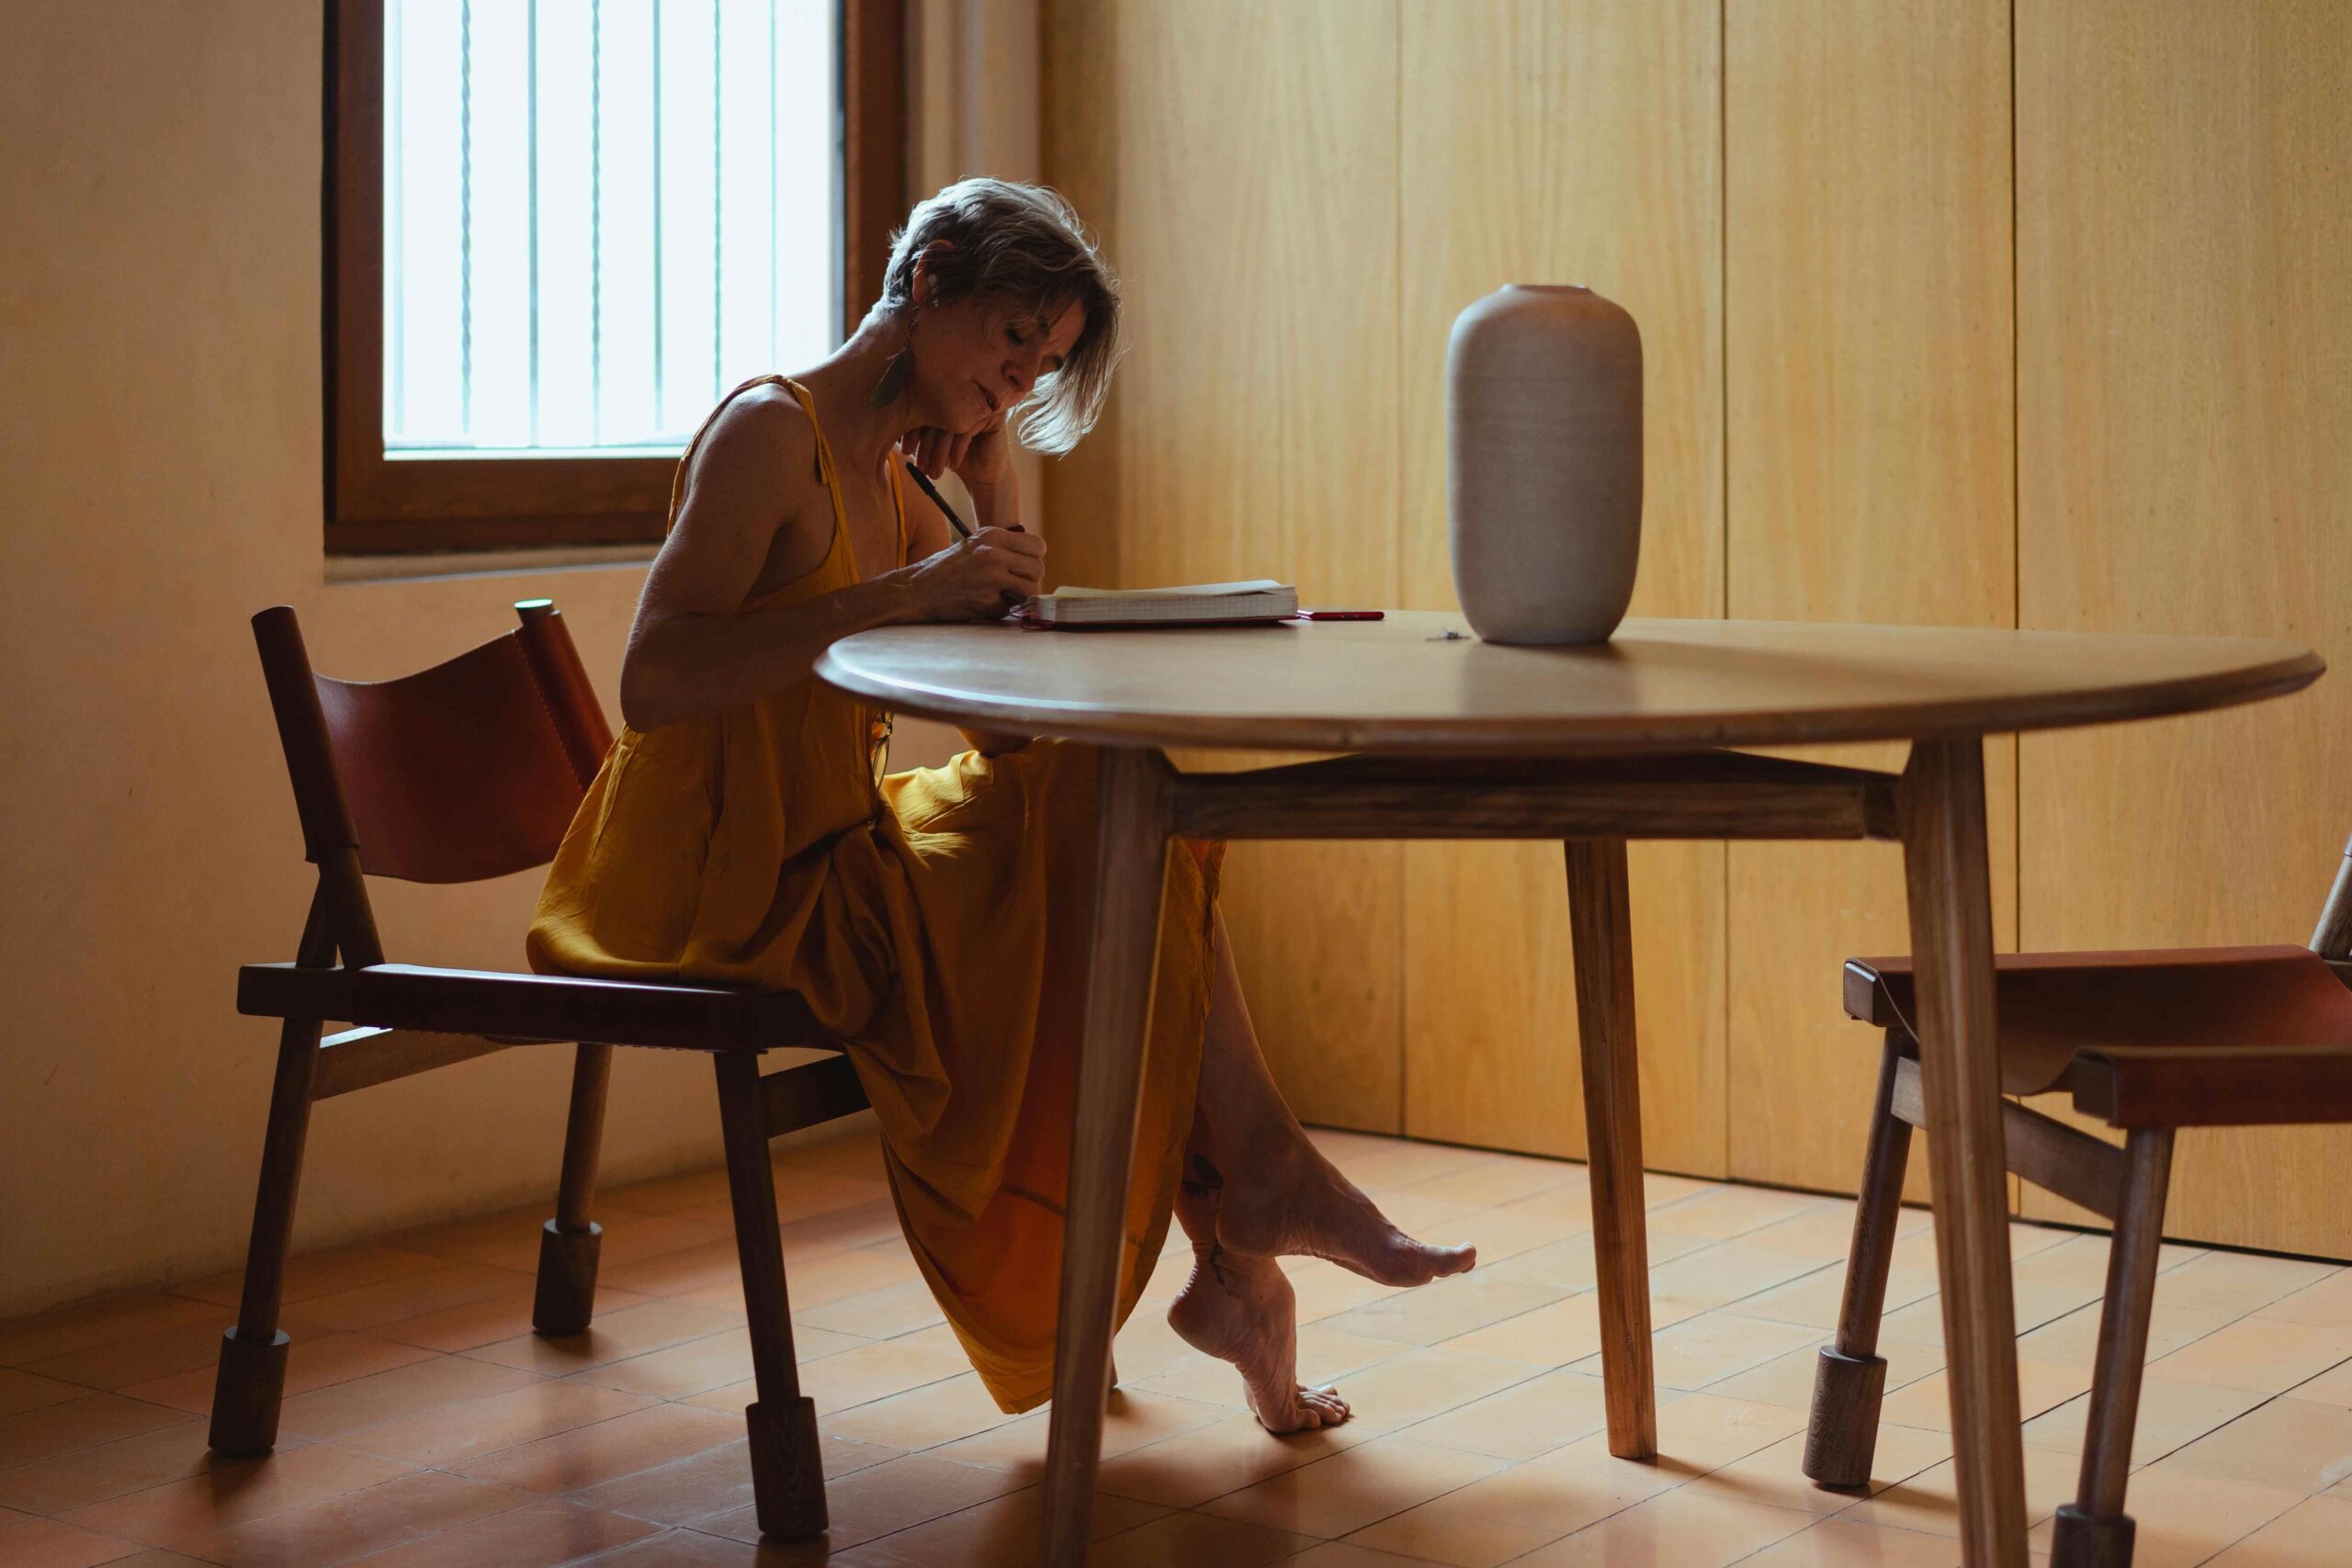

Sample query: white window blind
[383,0,839,457]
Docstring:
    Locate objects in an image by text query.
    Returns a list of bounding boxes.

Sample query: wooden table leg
[1564,837,1657,1460]
[1899,738,2027,1568]
[1043,747,1173,1568]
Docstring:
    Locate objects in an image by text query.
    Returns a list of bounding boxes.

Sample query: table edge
[815,643,2324,755]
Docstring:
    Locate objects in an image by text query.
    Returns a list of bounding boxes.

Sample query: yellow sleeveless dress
[527,377,1223,1413]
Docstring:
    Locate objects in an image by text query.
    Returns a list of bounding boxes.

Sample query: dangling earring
[868,298,919,408]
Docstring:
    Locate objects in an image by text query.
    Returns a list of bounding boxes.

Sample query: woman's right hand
[896,527,1048,621]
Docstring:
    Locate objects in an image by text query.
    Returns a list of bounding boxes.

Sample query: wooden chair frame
[211,601,867,1540]
[1803,838,2352,1568]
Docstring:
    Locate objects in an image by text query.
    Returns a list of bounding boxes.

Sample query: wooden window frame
[324,0,906,555]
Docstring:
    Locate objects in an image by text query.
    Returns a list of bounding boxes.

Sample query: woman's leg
[1192,910,1476,1287]
[1164,1108,1351,1433]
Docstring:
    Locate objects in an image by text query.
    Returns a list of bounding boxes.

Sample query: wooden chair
[1803,846,2352,1568]
[211,599,867,1540]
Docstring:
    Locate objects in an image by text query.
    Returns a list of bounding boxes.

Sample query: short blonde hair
[879,179,1121,454]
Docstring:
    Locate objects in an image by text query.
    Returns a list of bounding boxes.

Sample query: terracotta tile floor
[5,1123,2349,1566]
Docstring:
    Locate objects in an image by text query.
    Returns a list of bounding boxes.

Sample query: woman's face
[910,276,1086,436]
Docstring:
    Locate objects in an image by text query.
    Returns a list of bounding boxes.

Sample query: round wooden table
[819,612,2321,1568]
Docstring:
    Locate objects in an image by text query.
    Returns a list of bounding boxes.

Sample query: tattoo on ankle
[1207,1240,1237,1290]
[1180,1154,1225,1201]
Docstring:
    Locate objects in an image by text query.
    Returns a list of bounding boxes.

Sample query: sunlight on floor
[3,1122,2348,1565]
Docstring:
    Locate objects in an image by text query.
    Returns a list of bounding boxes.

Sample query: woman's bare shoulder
[684,381,821,504]
[651,384,831,610]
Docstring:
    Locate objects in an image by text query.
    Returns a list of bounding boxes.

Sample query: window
[328,0,904,553]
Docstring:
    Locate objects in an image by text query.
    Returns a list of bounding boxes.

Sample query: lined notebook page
[1046,580,1288,602]
[1024,581,1297,625]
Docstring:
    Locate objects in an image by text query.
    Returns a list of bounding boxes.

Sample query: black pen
[901,457,1024,538]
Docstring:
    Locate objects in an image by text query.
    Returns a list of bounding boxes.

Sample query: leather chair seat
[239,962,826,1054]
[1843,943,2352,1126]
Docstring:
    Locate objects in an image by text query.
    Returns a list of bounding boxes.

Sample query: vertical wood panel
[1043,0,1407,1130]
[1723,0,2017,1200]
[1396,0,1726,1173]
[2016,2,2352,1254]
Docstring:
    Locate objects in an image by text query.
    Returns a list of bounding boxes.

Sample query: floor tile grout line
[1483,1493,1824,1568]
[2120,1357,2352,1485]
[2183,1486,2327,1568]
[1713,1512,1975,1568]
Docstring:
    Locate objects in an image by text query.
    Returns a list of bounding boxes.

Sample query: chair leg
[534,1043,613,1336]
[715,1054,825,1540]
[1804,1029,1916,1489]
[2051,1127,2174,1568]
[209,1018,322,1455]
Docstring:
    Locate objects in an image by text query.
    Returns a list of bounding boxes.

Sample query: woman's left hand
[902,415,1012,493]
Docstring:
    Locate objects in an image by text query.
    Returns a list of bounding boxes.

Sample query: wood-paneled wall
[1723,0,2016,1202]
[2013,2,2352,1257]
[1042,1,2352,1258]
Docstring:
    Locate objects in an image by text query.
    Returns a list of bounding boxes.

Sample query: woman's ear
[911,240,958,309]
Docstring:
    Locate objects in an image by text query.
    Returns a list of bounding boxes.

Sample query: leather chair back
[253,600,613,886]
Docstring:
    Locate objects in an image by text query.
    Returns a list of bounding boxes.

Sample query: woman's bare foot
[1168,1239,1350,1433]
[1213,1143,1476,1287]
[1190,918,1475,1288]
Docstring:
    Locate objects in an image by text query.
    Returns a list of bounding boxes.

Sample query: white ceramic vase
[1446,284,1644,644]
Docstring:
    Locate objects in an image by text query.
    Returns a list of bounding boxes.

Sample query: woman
[528,179,1472,1434]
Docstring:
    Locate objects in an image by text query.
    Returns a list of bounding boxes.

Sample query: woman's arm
[962,465,1020,535]
[620,394,1042,732]
[899,452,1037,758]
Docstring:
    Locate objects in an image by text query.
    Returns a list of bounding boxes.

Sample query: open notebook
[1019,579,1298,628]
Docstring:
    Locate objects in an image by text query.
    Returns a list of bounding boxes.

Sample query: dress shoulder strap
[778,378,844,502]
[778,377,866,577]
